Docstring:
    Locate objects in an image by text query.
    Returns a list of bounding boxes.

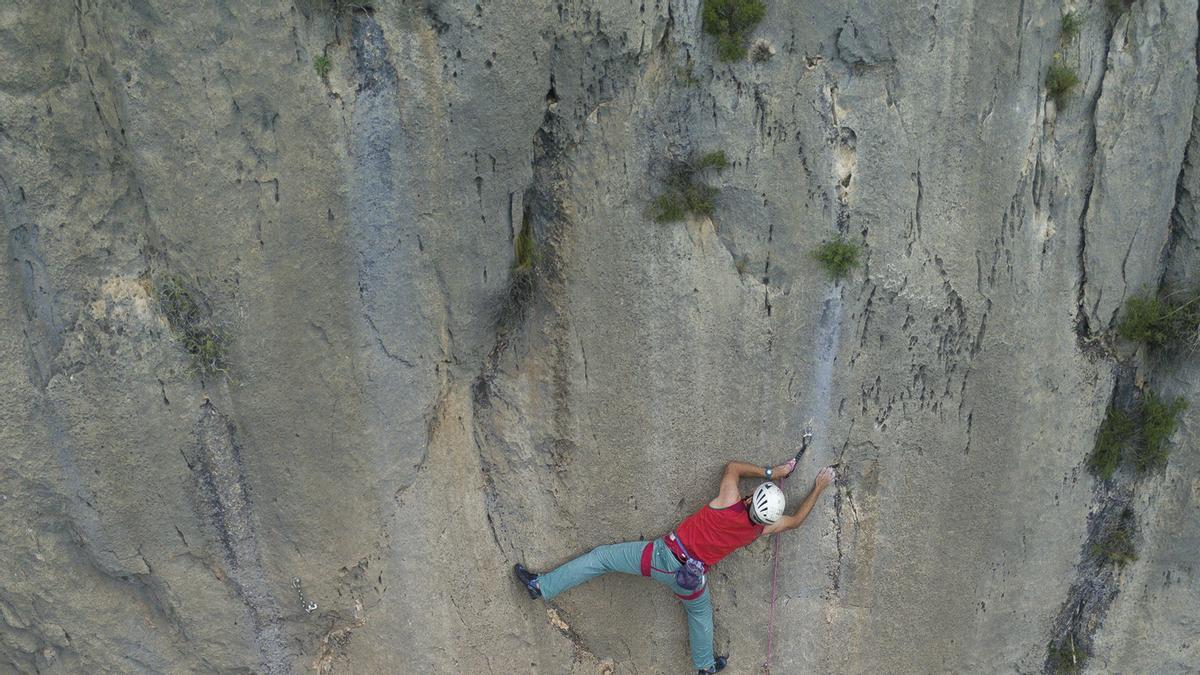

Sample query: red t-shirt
[674,500,764,566]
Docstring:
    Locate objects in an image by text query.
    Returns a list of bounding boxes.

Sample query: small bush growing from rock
[157,275,201,328]
[655,180,718,221]
[325,0,370,16]
[1117,288,1200,351]
[653,194,687,223]
[1090,507,1138,567]
[1106,0,1135,16]
[734,255,750,276]
[313,54,332,78]
[750,38,775,63]
[1088,391,1188,478]
[184,331,226,374]
[702,0,767,62]
[1046,63,1080,107]
[511,218,539,293]
[813,239,861,280]
[513,220,538,273]
[497,217,539,335]
[651,151,727,223]
[1089,406,1135,480]
[1047,635,1086,674]
[1060,11,1083,42]
[1134,392,1187,473]
[695,150,728,171]
[676,60,702,87]
[156,275,228,375]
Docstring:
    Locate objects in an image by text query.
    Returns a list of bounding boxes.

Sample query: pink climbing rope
[763,434,808,674]
[764,524,781,673]
[763,454,796,674]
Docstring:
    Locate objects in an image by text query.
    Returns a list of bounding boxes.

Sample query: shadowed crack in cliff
[1163,0,1200,292]
[1046,10,1200,665]
[1044,366,1140,672]
[1073,10,1122,339]
[469,5,655,562]
[1045,487,1136,673]
[184,402,288,674]
[470,108,573,556]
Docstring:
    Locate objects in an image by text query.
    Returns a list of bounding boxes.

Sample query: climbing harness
[763,421,813,674]
[667,533,707,591]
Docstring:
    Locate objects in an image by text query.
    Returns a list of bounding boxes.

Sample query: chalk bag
[675,557,706,591]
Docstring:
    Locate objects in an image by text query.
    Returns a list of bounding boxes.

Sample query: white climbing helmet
[750,482,785,524]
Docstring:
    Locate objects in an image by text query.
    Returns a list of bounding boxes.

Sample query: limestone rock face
[1,1,1197,673]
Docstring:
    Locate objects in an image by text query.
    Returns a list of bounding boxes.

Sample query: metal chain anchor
[293,576,318,614]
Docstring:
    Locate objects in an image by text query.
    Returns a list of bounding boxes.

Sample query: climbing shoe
[513,563,541,599]
[698,655,727,674]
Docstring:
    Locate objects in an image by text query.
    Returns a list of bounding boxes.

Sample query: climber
[513,458,836,674]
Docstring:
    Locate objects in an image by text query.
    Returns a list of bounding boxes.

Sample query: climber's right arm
[761,466,836,535]
[711,461,769,508]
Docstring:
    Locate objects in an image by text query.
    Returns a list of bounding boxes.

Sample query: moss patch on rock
[155,274,229,375]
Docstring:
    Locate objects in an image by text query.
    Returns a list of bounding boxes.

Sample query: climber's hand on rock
[773,458,797,479]
[815,466,836,491]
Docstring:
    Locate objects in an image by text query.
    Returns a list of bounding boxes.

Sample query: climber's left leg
[679,586,716,672]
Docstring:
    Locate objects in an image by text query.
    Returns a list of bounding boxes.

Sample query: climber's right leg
[528,540,648,600]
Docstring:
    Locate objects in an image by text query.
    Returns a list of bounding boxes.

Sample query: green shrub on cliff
[651,151,727,223]
[702,0,767,62]
[813,239,861,280]
[496,216,540,335]
[325,0,371,16]
[1060,11,1083,42]
[1046,63,1080,107]
[1088,392,1188,478]
[750,39,775,63]
[1047,635,1086,673]
[1089,406,1134,480]
[1117,288,1200,351]
[1090,508,1138,567]
[653,180,718,222]
[734,255,750,276]
[676,59,702,87]
[513,218,538,273]
[313,54,332,78]
[695,150,729,171]
[1106,0,1135,16]
[1134,392,1187,473]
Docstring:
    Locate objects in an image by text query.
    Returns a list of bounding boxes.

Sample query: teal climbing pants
[537,538,715,671]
